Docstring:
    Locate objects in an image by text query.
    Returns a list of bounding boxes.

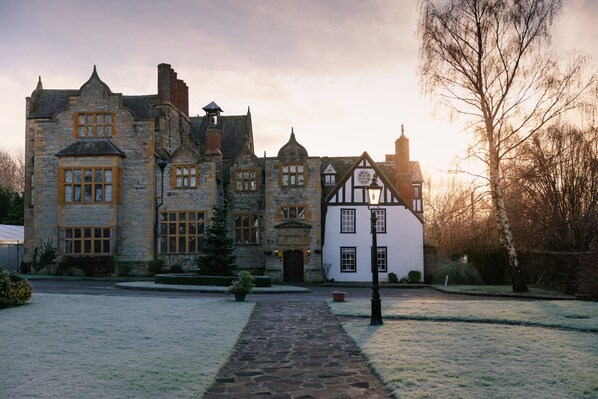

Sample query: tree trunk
[488,147,529,293]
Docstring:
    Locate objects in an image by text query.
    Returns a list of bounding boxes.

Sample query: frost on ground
[329,298,598,331]
[0,293,254,399]
[344,320,598,399]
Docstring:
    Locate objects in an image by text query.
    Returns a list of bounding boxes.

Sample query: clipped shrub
[433,258,484,285]
[407,270,422,284]
[58,256,115,277]
[399,277,409,284]
[0,269,33,308]
[147,259,164,276]
[387,272,399,284]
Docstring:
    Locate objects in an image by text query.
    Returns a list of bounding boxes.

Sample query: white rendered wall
[322,204,423,282]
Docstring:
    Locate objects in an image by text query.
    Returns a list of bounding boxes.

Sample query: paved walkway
[204,301,391,399]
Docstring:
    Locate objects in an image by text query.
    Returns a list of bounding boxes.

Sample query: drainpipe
[154,158,167,259]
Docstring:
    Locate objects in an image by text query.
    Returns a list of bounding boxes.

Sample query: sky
[0,0,596,178]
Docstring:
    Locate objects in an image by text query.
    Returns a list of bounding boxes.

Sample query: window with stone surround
[64,227,112,255]
[340,247,356,272]
[159,210,206,254]
[172,164,198,188]
[279,205,308,221]
[377,247,388,272]
[234,169,257,191]
[60,167,114,204]
[75,112,114,138]
[340,209,355,233]
[280,163,305,187]
[234,213,259,244]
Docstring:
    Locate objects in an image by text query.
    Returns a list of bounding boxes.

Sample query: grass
[434,284,575,298]
[0,293,254,399]
[331,298,598,399]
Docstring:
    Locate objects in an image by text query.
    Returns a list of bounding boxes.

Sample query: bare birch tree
[0,149,25,193]
[418,0,595,292]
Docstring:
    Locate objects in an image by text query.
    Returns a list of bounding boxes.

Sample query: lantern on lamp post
[366,174,383,325]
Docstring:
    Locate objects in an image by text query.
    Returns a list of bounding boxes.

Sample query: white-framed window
[341,209,355,233]
[324,174,336,185]
[373,209,386,233]
[377,247,387,272]
[340,247,356,272]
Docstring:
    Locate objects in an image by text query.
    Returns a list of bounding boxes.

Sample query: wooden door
[283,250,304,283]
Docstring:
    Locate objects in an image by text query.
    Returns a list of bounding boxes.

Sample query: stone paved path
[204,301,391,399]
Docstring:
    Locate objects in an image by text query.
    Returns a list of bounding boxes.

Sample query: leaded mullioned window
[159,210,206,254]
[76,113,114,138]
[64,227,111,255]
[62,167,113,204]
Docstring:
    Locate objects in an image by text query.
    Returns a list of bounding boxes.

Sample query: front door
[283,250,304,283]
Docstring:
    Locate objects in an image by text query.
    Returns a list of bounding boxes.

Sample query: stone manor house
[24,64,424,283]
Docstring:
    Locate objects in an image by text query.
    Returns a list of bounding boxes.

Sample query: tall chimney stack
[395,124,413,208]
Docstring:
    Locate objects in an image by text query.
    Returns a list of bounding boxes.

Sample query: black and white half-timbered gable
[322,152,424,282]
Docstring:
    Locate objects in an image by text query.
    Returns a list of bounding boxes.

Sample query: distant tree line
[425,124,598,296]
[0,149,25,226]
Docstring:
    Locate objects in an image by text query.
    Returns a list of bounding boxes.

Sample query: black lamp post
[366,174,383,325]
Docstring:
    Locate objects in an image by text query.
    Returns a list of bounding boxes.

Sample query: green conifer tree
[196,203,236,276]
[5,192,24,225]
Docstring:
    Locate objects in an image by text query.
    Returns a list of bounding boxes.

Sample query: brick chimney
[395,125,413,208]
[157,63,189,116]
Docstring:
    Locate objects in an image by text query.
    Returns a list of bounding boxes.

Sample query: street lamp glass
[366,175,382,206]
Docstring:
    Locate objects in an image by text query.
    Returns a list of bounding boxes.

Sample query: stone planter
[332,291,346,302]
[234,293,247,302]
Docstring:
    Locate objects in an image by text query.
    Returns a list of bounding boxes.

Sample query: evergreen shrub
[407,270,422,283]
[0,270,32,308]
[387,272,399,284]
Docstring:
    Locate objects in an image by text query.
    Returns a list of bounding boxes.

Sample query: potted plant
[332,290,346,302]
[227,271,255,301]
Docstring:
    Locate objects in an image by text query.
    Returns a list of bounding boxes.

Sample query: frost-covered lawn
[0,293,254,399]
[332,298,598,399]
[330,298,598,331]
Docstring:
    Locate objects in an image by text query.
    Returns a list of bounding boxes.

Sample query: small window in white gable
[323,164,337,186]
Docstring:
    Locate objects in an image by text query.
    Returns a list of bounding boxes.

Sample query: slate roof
[28,88,160,121]
[55,140,126,157]
[28,89,79,119]
[122,95,161,120]
[191,115,252,160]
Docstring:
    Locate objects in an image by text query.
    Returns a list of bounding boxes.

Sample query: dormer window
[76,112,114,138]
[323,164,337,186]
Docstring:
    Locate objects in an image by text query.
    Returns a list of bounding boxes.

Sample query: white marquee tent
[0,225,24,271]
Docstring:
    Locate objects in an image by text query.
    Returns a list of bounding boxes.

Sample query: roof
[122,95,160,120]
[28,88,161,121]
[191,114,252,160]
[55,140,126,157]
[28,89,79,119]
[0,225,24,244]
